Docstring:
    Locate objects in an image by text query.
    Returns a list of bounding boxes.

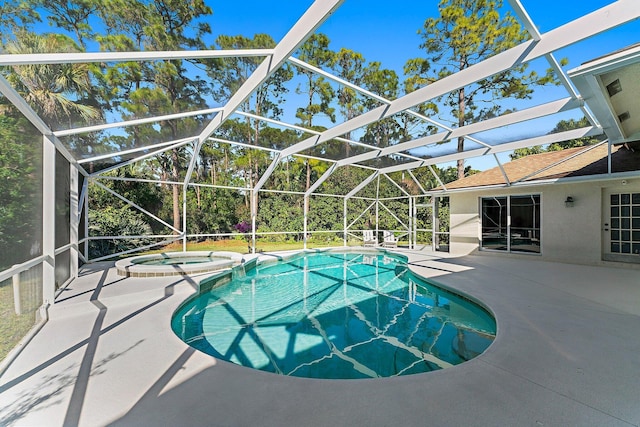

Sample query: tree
[332,48,367,154]
[0,116,42,269]
[294,34,336,213]
[96,0,213,235]
[361,62,401,149]
[3,31,100,130]
[208,34,293,191]
[295,34,336,128]
[0,1,38,45]
[406,0,558,179]
[27,0,99,49]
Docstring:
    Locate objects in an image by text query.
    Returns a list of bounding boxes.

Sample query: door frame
[602,188,640,263]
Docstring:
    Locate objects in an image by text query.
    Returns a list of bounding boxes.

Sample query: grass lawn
[149,238,361,254]
[0,282,37,362]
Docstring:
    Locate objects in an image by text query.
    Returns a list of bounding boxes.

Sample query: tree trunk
[457,86,466,180]
[171,148,181,235]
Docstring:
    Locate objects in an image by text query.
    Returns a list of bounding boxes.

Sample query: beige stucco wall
[449,176,640,265]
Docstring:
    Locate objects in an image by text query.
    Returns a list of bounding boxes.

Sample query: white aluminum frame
[1,0,639,306]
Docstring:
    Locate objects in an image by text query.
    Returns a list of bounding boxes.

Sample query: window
[481,195,541,254]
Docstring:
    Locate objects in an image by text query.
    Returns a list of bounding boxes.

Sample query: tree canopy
[0,0,573,260]
[405,0,560,179]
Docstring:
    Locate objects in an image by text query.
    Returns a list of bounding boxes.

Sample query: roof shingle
[442,142,640,190]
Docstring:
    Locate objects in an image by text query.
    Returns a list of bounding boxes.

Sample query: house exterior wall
[449,176,640,265]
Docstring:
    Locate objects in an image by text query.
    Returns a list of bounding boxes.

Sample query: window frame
[479,194,542,255]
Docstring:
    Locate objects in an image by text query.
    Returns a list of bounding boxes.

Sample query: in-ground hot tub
[115,251,244,277]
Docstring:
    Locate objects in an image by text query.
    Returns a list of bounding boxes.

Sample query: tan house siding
[450,193,480,256]
[449,177,640,265]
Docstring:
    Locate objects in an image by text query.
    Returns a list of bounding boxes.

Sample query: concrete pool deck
[1,249,639,426]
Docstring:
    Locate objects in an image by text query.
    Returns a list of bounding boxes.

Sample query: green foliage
[89,205,154,258]
[406,0,559,178]
[309,196,342,232]
[0,0,39,45]
[295,34,336,127]
[0,116,42,269]
[509,145,545,160]
[186,187,243,237]
[257,194,304,241]
[3,31,101,130]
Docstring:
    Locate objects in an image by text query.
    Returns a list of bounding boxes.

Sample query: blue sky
[202,0,639,169]
[31,0,640,169]
[206,0,638,76]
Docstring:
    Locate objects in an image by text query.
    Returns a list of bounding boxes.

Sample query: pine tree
[405,0,557,179]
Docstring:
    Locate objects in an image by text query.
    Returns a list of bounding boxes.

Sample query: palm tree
[4,31,100,129]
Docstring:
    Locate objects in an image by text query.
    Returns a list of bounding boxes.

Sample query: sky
[204,0,639,75]
[29,0,640,170]
[200,0,640,170]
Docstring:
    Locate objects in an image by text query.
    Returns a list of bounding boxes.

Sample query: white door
[603,190,640,263]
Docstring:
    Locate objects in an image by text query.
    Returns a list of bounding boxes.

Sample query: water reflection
[172,252,495,379]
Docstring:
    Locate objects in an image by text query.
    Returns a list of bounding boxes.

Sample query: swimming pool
[171,250,496,379]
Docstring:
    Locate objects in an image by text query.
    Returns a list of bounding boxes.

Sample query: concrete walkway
[1,250,639,426]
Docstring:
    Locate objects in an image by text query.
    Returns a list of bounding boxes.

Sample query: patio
[1,249,638,426]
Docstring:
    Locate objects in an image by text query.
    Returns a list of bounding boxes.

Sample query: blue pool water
[171,251,496,379]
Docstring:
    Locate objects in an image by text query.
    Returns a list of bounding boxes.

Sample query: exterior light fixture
[564,196,575,207]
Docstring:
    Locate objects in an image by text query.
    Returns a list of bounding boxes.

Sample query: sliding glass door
[481,197,508,251]
[481,195,540,253]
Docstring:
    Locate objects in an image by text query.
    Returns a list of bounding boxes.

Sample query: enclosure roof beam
[278,0,638,160]
[336,97,579,168]
[208,136,339,164]
[306,163,338,197]
[234,110,325,135]
[253,153,282,193]
[507,0,600,127]
[378,126,602,174]
[185,0,345,189]
[288,56,492,149]
[345,170,379,199]
[0,74,84,174]
[78,137,195,164]
[90,138,195,177]
[54,107,224,138]
[0,49,274,66]
[407,169,427,195]
[208,137,280,153]
[382,173,411,197]
[493,154,511,186]
[233,110,423,163]
[427,165,446,192]
[512,140,607,184]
